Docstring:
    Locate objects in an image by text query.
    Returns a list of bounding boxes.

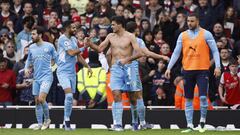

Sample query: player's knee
[112,91,122,102]
[200,96,208,107]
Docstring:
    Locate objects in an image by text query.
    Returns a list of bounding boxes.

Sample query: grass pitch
[0,129,239,135]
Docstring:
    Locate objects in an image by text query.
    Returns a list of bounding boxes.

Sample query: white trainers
[41,119,51,130]
[33,125,42,130]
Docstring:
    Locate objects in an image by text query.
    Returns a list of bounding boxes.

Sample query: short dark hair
[62,20,73,29]
[229,59,238,66]
[22,16,35,29]
[126,21,137,33]
[0,57,7,63]
[32,26,45,36]
[111,16,126,28]
[188,13,199,20]
[1,0,10,4]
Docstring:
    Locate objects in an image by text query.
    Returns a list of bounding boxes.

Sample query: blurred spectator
[16,68,34,105]
[123,6,135,22]
[115,4,124,17]
[155,10,178,48]
[212,22,224,41]
[143,31,159,54]
[3,40,19,63]
[223,6,240,41]
[134,7,144,27]
[172,0,186,14]
[174,12,187,48]
[218,59,240,106]
[153,28,165,48]
[13,46,29,76]
[0,0,17,28]
[220,48,232,72]
[81,0,96,29]
[140,18,151,37]
[16,16,34,59]
[138,56,153,105]
[160,43,172,57]
[0,27,12,50]
[69,0,88,15]
[11,0,24,17]
[0,57,16,106]
[144,0,162,28]
[183,0,197,15]
[210,0,225,27]
[151,59,172,106]
[47,70,65,106]
[195,0,213,30]
[95,0,115,19]
[76,28,88,59]
[15,1,33,33]
[77,51,107,109]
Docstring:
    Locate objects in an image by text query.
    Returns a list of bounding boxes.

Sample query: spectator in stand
[76,28,88,59]
[115,4,124,17]
[16,67,34,105]
[183,0,197,15]
[160,43,172,58]
[172,0,186,14]
[16,16,35,59]
[144,0,162,28]
[13,46,29,76]
[138,56,153,105]
[0,27,12,50]
[153,28,165,48]
[210,0,225,27]
[95,0,115,19]
[134,7,144,27]
[15,1,33,33]
[223,6,240,41]
[143,31,159,54]
[220,48,233,73]
[11,0,24,17]
[218,59,240,107]
[0,0,17,28]
[140,18,151,37]
[3,40,19,64]
[0,57,16,106]
[123,7,135,22]
[151,59,172,106]
[174,12,187,49]
[195,0,213,31]
[212,22,224,41]
[155,10,178,48]
[81,0,96,30]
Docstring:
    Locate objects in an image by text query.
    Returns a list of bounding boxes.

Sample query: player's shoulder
[44,41,55,48]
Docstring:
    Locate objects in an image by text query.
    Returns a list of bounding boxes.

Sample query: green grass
[0,129,239,135]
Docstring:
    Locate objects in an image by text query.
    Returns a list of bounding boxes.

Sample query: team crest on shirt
[234,77,237,81]
[44,48,49,52]
[64,41,70,47]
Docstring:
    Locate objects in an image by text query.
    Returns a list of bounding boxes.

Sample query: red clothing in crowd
[220,72,240,105]
[0,69,16,102]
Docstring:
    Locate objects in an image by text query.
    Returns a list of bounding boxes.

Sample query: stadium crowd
[0,0,239,109]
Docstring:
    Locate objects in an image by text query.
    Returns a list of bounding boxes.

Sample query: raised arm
[85,34,110,53]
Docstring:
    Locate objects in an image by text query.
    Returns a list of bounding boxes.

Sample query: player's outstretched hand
[165,69,171,79]
[214,67,221,77]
